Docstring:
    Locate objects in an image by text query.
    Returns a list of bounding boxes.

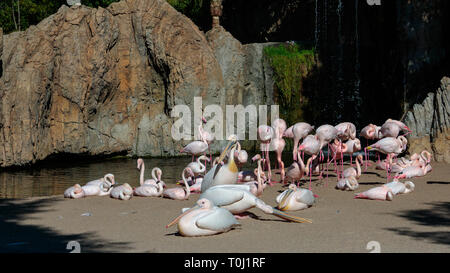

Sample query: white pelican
[163,167,194,200]
[276,184,315,211]
[199,184,312,223]
[110,183,133,200]
[64,184,85,199]
[166,198,240,237]
[200,135,240,192]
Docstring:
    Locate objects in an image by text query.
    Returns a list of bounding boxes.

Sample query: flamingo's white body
[110,183,133,200]
[336,176,359,191]
[384,181,415,195]
[163,167,194,200]
[82,174,115,197]
[64,184,85,199]
[166,198,240,237]
[354,186,394,201]
[134,181,164,197]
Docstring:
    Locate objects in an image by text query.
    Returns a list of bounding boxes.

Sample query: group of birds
[64,116,434,237]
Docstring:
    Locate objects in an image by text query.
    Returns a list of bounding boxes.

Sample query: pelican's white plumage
[276,184,315,211]
[199,185,312,223]
[167,198,240,237]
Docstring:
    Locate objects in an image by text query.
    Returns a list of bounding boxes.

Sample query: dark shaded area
[0,197,131,252]
[386,202,450,246]
[220,0,450,128]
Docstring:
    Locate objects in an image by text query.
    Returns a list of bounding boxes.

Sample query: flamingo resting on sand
[336,176,359,191]
[110,183,133,200]
[137,159,166,188]
[354,186,394,201]
[64,184,85,199]
[276,184,316,211]
[166,198,240,237]
[163,167,194,200]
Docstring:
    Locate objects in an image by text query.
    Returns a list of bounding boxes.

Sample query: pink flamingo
[378,119,412,138]
[342,154,363,179]
[180,137,208,162]
[244,154,266,197]
[271,118,287,182]
[199,116,215,163]
[298,135,321,190]
[394,162,429,180]
[258,125,274,184]
[316,124,339,180]
[367,136,408,180]
[328,139,348,179]
[284,122,314,161]
[354,186,394,201]
[335,122,356,176]
[360,124,381,170]
[163,167,194,200]
[344,138,362,166]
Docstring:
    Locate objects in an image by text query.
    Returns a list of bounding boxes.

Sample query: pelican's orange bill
[166,205,200,228]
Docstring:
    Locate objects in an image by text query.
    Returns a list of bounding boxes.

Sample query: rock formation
[0,0,274,167]
[0,27,3,78]
[404,77,450,163]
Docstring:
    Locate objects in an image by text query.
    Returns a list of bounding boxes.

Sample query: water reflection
[0,157,194,199]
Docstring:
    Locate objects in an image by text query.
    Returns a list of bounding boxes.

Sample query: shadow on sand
[0,198,131,253]
[385,202,450,246]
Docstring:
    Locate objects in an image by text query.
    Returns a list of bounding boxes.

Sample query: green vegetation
[263,43,316,124]
[0,0,211,34]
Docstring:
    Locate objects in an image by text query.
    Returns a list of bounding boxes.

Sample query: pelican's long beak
[217,140,237,164]
[166,205,200,228]
[272,208,312,224]
[278,189,294,211]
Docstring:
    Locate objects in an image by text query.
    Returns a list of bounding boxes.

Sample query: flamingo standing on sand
[344,138,362,166]
[360,124,381,170]
[271,118,287,183]
[354,185,394,201]
[166,198,240,237]
[243,154,266,197]
[199,116,215,163]
[378,119,412,138]
[258,125,274,184]
[367,136,408,180]
[180,136,209,162]
[328,139,348,179]
[316,124,339,180]
[163,167,194,200]
[284,122,314,161]
[298,134,321,190]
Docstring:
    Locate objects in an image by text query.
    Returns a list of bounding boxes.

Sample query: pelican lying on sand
[199,184,312,223]
[166,198,240,237]
[276,184,316,211]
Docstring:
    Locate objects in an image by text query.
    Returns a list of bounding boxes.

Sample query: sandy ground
[0,162,449,253]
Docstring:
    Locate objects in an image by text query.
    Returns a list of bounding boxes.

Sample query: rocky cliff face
[0,0,273,167]
[404,77,450,163]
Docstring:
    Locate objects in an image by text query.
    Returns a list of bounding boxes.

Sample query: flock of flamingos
[64,117,433,237]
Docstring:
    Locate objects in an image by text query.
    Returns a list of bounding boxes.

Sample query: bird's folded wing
[200,187,245,207]
[196,208,239,231]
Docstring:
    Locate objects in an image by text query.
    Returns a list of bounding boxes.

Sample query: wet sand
[1,162,449,253]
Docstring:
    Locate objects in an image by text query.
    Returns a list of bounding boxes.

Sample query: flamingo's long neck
[198,158,206,173]
[139,163,145,186]
[356,157,361,178]
[182,169,191,198]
